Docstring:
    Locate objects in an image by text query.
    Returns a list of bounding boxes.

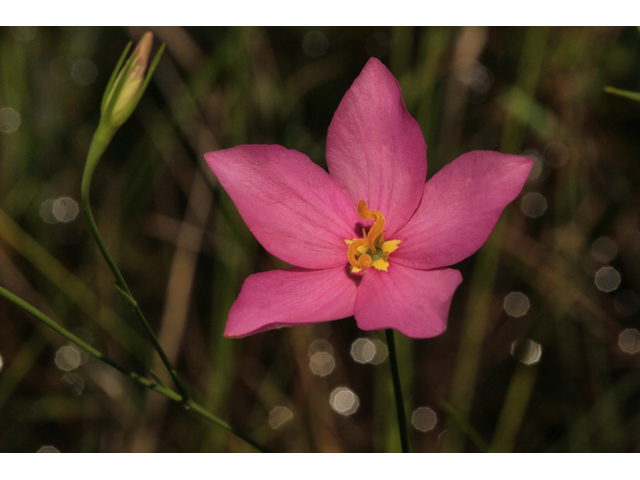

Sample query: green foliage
[1,26,640,453]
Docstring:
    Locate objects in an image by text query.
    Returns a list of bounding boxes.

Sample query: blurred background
[1,26,639,453]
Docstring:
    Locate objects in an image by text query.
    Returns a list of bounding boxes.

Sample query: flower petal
[205,145,360,269]
[225,266,358,338]
[326,58,427,237]
[354,265,462,339]
[392,151,533,270]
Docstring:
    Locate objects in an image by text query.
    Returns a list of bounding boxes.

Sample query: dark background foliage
[1,26,639,452]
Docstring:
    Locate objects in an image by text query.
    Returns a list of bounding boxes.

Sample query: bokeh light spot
[591,236,617,263]
[522,150,543,182]
[369,340,388,365]
[302,31,328,57]
[618,329,640,355]
[461,60,493,94]
[351,338,376,364]
[0,107,21,134]
[71,59,98,85]
[595,266,621,293]
[52,197,79,222]
[309,351,335,377]
[511,339,542,365]
[503,292,530,317]
[330,387,359,416]
[308,339,333,357]
[521,192,547,218]
[55,345,81,372]
[614,290,640,316]
[412,407,437,432]
[544,141,569,167]
[71,328,93,364]
[39,199,58,224]
[62,373,85,395]
[269,406,293,429]
[0,354,3,373]
[37,445,60,453]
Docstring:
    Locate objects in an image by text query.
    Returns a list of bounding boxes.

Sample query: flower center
[345,201,401,273]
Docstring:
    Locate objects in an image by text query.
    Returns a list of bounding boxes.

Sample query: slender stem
[0,285,269,453]
[604,86,640,103]
[80,121,189,402]
[186,401,268,452]
[385,328,409,453]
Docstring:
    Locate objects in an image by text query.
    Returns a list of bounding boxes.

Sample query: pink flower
[205,58,532,339]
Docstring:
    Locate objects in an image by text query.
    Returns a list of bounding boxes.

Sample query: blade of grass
[0,332,47,410]
[442,217,507,452]
[0,284,269,453]
[439,399,490,452]
[444,26,550,452]
[490,364,538,452]
[0,207,148,358]
[500,26,550,154]
[604,86,640,103]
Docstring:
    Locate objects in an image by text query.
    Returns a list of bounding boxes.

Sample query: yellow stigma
[345,201,401,273]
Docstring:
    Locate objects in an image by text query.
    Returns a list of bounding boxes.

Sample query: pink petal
[326,58,427,237]
[205,145,360,269]
[224,266,358,338]
[354,265,462,338]
[392,151,533,270]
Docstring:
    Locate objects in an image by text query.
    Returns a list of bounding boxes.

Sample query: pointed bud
[103,32,153,126]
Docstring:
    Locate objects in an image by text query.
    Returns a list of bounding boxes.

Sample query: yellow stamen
[346,201,401,274]
[359,253,372,270]
[347,238,370,270]
[382,239,401,255]
[357,200,385,253]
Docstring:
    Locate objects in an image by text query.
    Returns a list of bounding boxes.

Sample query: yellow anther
[359,254,372,270]
[347,238,370,270]
[357,201,386,254]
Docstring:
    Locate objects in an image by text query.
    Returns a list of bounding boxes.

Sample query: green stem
[385,329,409,453]
[0,285,268,453]
[80,121,189,402]
[604,86,640,103]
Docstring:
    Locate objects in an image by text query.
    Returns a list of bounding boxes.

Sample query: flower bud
[103,32,153,126]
